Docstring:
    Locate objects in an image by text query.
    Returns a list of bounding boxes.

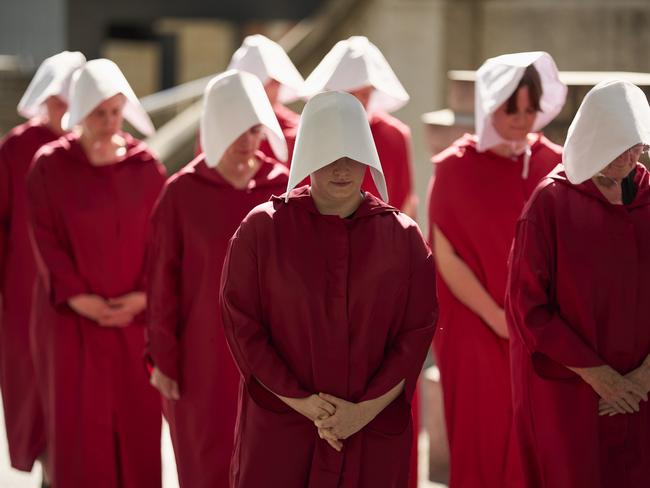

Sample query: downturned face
[82,93,126,140]
[222,124,265,163]
[310,157,366,201]
[600,143,646,180]
[492,86,537,141]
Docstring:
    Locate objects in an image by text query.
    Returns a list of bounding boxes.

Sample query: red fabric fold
[0,119,58,471]
[220,187,437,487]
[428,132,561,488]
[146,152,288,487]
[506,164,650,487]
[26,132,165,487]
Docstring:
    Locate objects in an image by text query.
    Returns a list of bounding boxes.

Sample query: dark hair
[505,64,543,114]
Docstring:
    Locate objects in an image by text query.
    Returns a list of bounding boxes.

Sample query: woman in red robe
[27,59,165,488]
[506,79,650,488]
[147,70,289,488]
[302,36,416,217]
[301,37,419,481]
[427,52,566,487]
[0,51,84,481]
[220,91,437,487]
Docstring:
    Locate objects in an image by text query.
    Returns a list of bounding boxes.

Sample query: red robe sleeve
[507,215,604,376]
[146,183,183,381]
[0,141,10,290]
[361,225,438,402]
[220,217,311,399]
[371,115,414,211]
[386,124,413,212]
[27,156,89,306]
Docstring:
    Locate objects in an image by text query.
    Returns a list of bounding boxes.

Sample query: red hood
[272,185,398,220]
[179,150,289,190]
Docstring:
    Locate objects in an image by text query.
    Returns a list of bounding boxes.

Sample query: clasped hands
[281,393,377,452]
[575,362,650,417]
[68,291,146,327]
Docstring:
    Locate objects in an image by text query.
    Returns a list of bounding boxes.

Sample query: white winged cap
[62,58,155,136]
[286,91,387,202]
[17,51,86,119]
[201,70,287,168]
[227,34,304,105]
[301,36,409,115]
[475,51,567,151]
[564,80,650,184]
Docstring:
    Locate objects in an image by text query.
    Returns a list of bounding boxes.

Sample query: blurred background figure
[427,52,566,488]
[0,50,85,488]
[226,34,304,163]
[302,36,416,217]
[507,79,650,488]
[147,70,288,488]
[27,59,165,488]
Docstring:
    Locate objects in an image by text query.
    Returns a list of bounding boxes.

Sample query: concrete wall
[323,0,650,223]
[0,0,66,67]
[65,0,323,59]
[448,1,650,71]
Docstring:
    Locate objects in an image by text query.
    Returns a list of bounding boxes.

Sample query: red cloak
[0,119,59,471]
[220,187,437,487]
[27,132,165,488]
[506,164,650,488]
[146,152,289,488]
[361,111,413,212]
[427,133,561,487]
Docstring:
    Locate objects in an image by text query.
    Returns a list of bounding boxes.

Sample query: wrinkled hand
[150,366,180,401]
[280,394,336,423]
[68,294,130,327]
[314,393,375,442]
[485,307,509,339]
[598,365,650,416]
[578,365,647,414]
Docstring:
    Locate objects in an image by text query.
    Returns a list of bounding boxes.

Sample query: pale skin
[349,85,418,218]
[568,144,650,416]
[151,125,266,401]
[432,86,538,339]
[67,94,146,328]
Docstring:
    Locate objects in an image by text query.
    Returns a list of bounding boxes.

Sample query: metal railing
[142,0,362,169]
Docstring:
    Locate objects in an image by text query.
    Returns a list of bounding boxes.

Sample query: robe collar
[31,118,61,139]
[184,150,288,191]
[440,132,547,163]
[549,163,650,209]
[63,131,154,168]
[273,185,398,220]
